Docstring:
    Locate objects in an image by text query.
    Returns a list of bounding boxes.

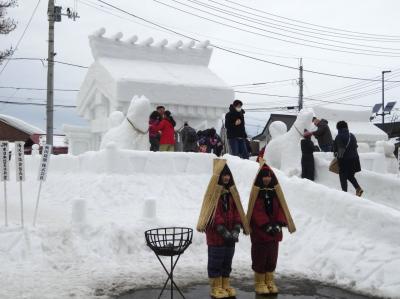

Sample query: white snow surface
[0,149,400,299]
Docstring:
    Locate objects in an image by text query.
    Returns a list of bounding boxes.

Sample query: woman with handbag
[333,121,364,197]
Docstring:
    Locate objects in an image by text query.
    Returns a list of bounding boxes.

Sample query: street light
[382,70,391,124]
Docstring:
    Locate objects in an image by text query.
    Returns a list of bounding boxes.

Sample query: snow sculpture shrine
[64,28,234,155]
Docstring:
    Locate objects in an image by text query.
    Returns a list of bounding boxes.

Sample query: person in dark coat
[312,117,333,152]
[198,128,223,156]
[148,111,161,151]
[197,160,250,298]
[301,130,315,181]
[246,161,296,295]
[225,99,249,159]
[333,121,364,197]
[180,122,198,152]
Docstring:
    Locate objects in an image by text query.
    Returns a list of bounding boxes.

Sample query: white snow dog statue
[100,95,151,150]
[264,109,314,175]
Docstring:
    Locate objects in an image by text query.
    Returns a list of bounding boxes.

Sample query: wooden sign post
[0,141,10,227]
[15,142,25,227]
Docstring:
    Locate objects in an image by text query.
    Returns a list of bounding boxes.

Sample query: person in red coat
[197,159,250,299]
[156,110,176,151]
[247,160,296,295]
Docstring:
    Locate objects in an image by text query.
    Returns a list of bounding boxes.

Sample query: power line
[188,0,400,49]
[0,86,80,92]
[207,0,400,43]
[220,0,400,39]
[155,0,400,57]
[4,57,89,68]
[0,0,42,76]
[0,99,76,108]
[232,79,296,87]
[95,0,400,82]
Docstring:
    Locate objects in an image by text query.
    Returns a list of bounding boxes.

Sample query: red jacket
[156,119,175,145]
[250,193,288,243]
[206,193,242,246]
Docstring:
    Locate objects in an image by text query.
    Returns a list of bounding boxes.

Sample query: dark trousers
[339,170,360,192]
[320,144,332,152]
[301,155,315,181]
[208,245,235,278]
[251,242,279,273]
[149,137,160,152]
[228,138,249,159]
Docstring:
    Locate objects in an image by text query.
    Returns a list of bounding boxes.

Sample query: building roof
[0,114,44,135]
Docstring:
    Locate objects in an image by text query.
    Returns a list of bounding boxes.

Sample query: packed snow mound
[269,120,287,139]
[264,109,314,174]
[100,95,150,150]
[0,150,399,298]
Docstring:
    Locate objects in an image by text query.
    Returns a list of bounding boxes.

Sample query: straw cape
[196,159,250,235]
[246,159,296,234]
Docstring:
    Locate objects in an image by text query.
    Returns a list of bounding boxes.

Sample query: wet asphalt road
[117,276,380,299]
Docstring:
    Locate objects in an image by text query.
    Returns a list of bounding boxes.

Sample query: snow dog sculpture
[100,95,151,150]
[264,109,314,175]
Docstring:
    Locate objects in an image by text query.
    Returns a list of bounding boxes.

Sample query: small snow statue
[100,95,151,150]
[108,111,124,129]
[264,109,314,175]
[269,121,287,140]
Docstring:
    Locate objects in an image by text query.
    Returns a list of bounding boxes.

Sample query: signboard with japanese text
[15,142,25,182]
[38,145,52,181]
[0,141,10,182]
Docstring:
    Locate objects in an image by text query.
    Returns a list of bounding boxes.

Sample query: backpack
[186,127,197,143]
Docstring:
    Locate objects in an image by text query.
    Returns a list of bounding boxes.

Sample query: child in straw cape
[246,160,296,295]
[197,159,250,299]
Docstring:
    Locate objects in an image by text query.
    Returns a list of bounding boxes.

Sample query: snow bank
[0,150,399,298]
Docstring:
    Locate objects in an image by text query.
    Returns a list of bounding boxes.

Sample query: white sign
[15,142,25,182]
[38,144,52,181]
[0,141,10,182]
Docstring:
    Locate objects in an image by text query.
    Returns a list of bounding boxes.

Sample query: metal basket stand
[145,227,193,299]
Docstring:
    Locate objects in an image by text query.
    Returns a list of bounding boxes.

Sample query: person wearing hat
[246,160,296,295]
[301,129,315,181]
[197,159,250,298]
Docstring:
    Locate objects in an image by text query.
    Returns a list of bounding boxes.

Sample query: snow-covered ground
[0,148,399,298]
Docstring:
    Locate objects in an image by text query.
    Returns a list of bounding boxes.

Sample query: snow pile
[0,149,399,298]
[100,95,151,150]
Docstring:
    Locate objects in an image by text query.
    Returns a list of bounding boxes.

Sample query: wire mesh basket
[145,227,193,257]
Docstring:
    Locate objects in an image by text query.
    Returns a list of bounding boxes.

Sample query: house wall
[0,121,31,142]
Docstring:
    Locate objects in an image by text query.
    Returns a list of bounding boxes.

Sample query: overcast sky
[1,0,400,135]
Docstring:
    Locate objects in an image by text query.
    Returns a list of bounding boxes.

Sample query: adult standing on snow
[156,110,176,152]
[197,159,250,299]
[246,160,296,295]
[312,117,333,152]
[333,121,364,197]
[148,111,161,151]
[301,130,315,181]
[225,99,249,159]
[180,122,198,152]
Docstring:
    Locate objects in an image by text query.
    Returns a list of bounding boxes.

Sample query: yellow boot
[265,272,279,294]
[209,277,229,298]
[254,272,269,294]
[222,277,236,297]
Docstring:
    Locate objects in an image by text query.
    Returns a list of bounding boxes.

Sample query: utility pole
[46,0,55,147]
[298,58,303,111]
[381,70,391,124]
[46,1,79,147]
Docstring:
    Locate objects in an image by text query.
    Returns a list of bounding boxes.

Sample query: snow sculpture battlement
[90,28,212,66]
